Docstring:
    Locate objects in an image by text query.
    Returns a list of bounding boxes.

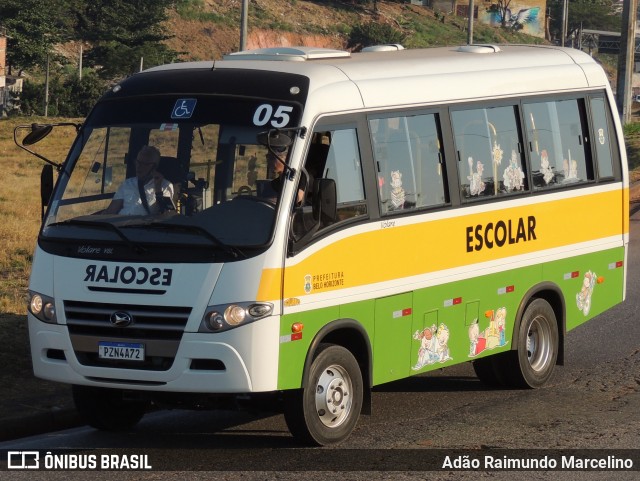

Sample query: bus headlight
[28,291,58,324]
[225,305,246,326]
[199,302,273,333]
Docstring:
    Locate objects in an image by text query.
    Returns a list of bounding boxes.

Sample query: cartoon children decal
[576,270,597,316]
[503,150,525,192]
[468,307,508,357]
[389,170,405,209]
[540,149,554,185]
[468,157,486,196]
[412,323,452,371]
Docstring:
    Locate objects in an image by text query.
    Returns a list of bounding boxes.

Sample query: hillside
[163,0,547,61]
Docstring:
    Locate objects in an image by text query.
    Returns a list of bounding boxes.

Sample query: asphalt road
[1,212,639,480]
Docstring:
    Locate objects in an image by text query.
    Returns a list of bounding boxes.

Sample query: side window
[370,113,447,214]
[322,128,367,221]
[291,127,367,244]
[524,98,594,190]
[590,97,615,179]
[451,105,527,200]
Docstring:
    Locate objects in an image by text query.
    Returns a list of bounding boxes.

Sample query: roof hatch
[456,45,502,54]
[224,47,351,62]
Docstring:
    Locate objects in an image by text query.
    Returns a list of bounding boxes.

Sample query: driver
[104,146,174,215]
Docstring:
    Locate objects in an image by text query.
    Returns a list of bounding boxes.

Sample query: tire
[284,344,363,446]
[72,385,148,431]
[501,298,559,388]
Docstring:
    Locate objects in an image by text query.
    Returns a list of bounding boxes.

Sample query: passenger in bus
[104,145,175,215]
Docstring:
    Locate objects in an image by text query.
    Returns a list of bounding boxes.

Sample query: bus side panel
[276,245,624,389]
[543,246,625,332]
[277,300,376,390]
[277,305,340,390]
[372,292,413,385]
[405,265,542,378]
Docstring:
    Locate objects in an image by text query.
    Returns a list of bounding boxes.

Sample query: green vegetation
[624,122,640,171]
[176,0,234,25]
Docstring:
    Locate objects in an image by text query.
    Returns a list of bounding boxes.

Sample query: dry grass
[0,117,78,314]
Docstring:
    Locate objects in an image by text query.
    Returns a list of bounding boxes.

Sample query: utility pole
[561,0,568,47]
[44,54,49,117]
[616,0,638,124]
[79,44,83,80]
[240,0,249,51]
[467,0,474,45]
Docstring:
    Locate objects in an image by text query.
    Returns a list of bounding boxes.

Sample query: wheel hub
[315,365,353,428]
[527,316,552,372]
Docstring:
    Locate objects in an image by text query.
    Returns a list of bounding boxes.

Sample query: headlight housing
[199,302,273,333]
[27,291,58,324]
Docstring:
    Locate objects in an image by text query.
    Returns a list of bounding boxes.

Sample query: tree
[77,0,178,79]
[60,73,108,117]
[0,0,75,74]
[547,0,621,41]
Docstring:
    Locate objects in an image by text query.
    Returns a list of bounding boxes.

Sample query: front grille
[64,300,191,338]
[64,300,192,371]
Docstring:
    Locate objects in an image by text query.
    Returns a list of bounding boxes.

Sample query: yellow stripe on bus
[258,189,626,300]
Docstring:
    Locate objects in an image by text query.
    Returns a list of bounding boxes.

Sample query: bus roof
[138,44,610,112]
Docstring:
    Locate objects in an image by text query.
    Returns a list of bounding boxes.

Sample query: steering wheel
[233,190,276,209]
[237,185,253,196]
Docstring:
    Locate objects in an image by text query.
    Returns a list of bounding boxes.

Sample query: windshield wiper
[143,223,246,259]
[48,219,146,254]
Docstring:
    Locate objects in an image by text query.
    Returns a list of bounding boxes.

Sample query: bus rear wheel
[284,344,363,446]
[503,298,559,388]
[72,385,148,431]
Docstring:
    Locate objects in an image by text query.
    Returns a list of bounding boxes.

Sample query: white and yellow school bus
[22,44,628,445]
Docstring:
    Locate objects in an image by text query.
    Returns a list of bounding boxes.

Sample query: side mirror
[23,124,53,146]
[40,164,54,221]
[257,130,293,150]
[313,178,337,226]
[13,121,81,171]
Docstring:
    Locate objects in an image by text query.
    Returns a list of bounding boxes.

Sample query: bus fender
[301,318,373,414]
[510,281,566,365]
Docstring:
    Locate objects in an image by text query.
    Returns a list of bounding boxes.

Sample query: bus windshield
[41,95,302,255]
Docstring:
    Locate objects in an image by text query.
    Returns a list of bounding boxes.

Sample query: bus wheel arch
[512,283,566,366]
[502,284,565,388]
[301,319,372,410]
[284,319,372,445]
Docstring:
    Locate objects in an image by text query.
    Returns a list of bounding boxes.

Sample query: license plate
[98,342,145,361]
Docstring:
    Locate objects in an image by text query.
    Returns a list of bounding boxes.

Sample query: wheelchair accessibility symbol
[171,98,197,119]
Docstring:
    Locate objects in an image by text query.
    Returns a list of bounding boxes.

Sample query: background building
[421,0,547,39]
[0,29,22,116]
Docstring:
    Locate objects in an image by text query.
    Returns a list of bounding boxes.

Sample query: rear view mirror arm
[13,122,81,172]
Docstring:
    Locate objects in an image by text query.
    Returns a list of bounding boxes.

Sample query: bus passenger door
[373,293,413,385]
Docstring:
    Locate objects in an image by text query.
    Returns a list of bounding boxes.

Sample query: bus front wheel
[284,344,363,446]
[504,298,559,388]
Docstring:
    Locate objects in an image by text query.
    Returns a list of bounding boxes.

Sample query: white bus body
[24,45,627,445]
